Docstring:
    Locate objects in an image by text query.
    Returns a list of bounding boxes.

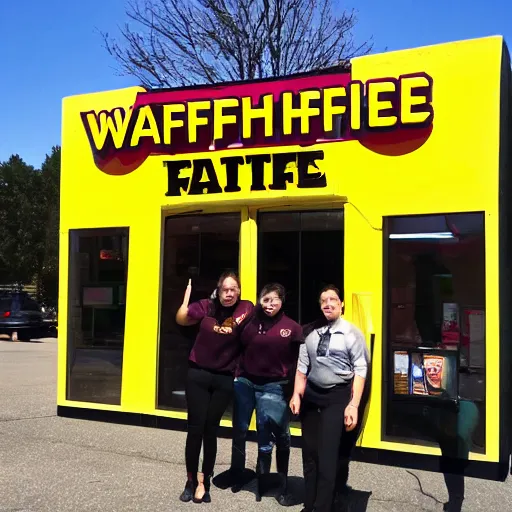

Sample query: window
[21,295,41,312]
[157,213,240,410]
[0,297,12,312]
[67,228,129,405]
[258,210,344,324]
[384,213,485,454]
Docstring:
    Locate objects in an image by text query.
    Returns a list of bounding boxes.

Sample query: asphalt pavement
[1,339,511,511]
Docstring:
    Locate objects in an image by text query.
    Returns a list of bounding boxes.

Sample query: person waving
[176,271,253,504]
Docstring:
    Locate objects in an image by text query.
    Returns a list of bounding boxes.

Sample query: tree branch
[101,0,372,87]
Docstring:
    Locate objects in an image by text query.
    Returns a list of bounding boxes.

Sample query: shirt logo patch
[235,313,247,325]
[280,329,292,338]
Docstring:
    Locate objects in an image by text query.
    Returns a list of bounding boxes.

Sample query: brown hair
[318,284,344,302]
[217,270,241,292]
[208,270,241,318]
[259,282,285,302]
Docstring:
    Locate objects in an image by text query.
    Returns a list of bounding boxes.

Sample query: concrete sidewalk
[0,339,510,511]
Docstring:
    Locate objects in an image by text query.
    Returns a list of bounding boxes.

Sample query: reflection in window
[157,213,240,411]
[258,210,344,325]
[385,212,485,454]
[21,295,41,312]
[67,228,129,405]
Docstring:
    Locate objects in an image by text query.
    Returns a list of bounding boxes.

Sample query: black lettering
[164,160,191,196]
[269,152,296,190]
[297,151,327,188]
[188,159,222,195]
[246,154,270,191]
[221,156,243,192]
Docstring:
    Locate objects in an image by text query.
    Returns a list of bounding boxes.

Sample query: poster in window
[393,351,409,394]
[441,303,460,345]
[393,350,458,399]
[410,352,428,395]
[468,309,485,368]
[83,287,113,306]
[409,351,457,399]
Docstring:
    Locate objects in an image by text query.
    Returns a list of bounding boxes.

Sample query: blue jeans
[231,376,291,470]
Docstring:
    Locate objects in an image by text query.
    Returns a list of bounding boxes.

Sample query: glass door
[257,210,344,325]
[157,213,240,410]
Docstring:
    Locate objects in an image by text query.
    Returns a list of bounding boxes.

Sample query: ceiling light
[389,232,454,240]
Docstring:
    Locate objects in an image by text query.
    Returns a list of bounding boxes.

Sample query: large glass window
[258,210,344,325]
[384,212,486,454]
[157,213,240,410]
[67,228,129,405]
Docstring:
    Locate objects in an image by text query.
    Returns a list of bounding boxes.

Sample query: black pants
[300,382,352,512]
[185,366,233,477]
[335,375,371,492]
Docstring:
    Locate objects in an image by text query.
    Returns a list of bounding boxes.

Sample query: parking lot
[1,339,511,511]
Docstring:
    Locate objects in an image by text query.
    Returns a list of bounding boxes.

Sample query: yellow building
[58,35,512,481]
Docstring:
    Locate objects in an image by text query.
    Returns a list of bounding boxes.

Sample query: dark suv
[0,291,45,340]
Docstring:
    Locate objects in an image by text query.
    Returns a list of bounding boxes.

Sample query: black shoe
[443,498,463,512]
[275,448,293,506]
[255,452,272,502]
[204,475,212,503]
[333,483,352,507]
[192,474,212,504]
[179,479,196,502]
[194,492,211,504]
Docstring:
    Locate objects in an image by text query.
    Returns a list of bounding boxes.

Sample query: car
[0,291,45,341]
[40,302,58,337]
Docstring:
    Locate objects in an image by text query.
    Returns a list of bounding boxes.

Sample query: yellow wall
[59,35,505,463]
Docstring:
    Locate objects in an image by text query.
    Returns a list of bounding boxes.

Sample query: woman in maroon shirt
[214,283,303,505]
[175,271,253,504]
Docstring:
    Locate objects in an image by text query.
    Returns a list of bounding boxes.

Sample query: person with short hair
[175,271,253,504]
[214,283,303,505]
[290,285,369,512]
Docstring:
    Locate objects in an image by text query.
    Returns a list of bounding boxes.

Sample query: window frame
[66,226,130,405]
[381,211,487,451]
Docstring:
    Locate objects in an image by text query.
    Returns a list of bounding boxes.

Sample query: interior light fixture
[389,232,455,240]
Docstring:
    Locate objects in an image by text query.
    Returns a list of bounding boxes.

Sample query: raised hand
[182,278,192,307]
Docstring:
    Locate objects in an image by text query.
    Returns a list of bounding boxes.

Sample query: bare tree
[102,0,373,88]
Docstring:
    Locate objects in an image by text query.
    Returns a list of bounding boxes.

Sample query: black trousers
[185,366,233,477]
[335,374,371,492]
[300,382,352,512]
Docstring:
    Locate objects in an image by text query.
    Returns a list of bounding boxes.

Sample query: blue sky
[1,0,512,168]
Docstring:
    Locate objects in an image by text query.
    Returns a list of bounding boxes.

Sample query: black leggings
[185,366,233,477]
[300,382,352,512]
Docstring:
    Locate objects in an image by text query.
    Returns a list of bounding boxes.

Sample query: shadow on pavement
[214,471,371,511]
[0,338,44,344]
[336,489,373,512]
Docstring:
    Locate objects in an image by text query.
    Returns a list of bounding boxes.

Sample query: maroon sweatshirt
[238,307,303,382]
[187,298,254,373]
